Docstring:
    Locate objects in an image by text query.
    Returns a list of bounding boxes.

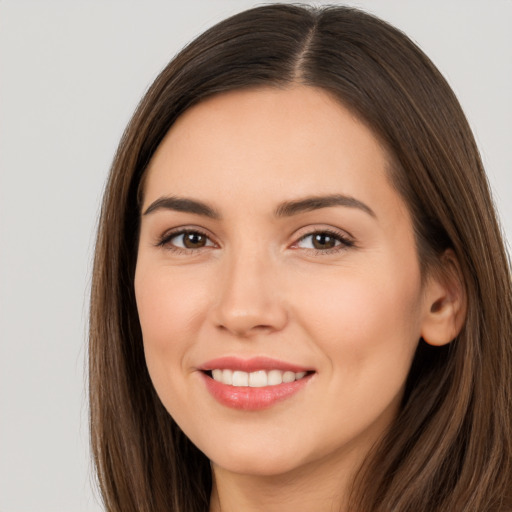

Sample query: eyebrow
[143,196,221,218]
[143,193,375,219]
[274,194,376,218]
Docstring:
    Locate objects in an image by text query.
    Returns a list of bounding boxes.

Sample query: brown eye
[295,230,354,252]
[182,232,208,249]
[311,233,338,250]
[160,230,215,251]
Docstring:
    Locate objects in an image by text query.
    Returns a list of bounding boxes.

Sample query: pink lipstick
[199,357,314,410]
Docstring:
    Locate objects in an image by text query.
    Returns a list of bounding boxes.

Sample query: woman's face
[135,86,431,478]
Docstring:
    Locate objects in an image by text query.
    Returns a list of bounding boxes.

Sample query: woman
[89,4,512,511]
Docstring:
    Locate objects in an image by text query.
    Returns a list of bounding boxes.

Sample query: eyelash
[156,228,214,255]
[156,227,355,255]
[294,229,355,255]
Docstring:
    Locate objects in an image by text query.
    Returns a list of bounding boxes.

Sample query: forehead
[142,86,403,219]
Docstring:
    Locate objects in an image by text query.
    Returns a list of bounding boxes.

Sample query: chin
[199,435,308,477]
[211,452,304,478]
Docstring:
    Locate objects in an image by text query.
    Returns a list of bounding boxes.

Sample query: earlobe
[420,250,467,347]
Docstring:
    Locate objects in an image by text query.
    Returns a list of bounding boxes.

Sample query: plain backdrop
[0,1,510,511]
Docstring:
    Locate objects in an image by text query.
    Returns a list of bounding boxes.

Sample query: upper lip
[199,356,313,373]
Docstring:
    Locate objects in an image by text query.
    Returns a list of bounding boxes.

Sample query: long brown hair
[89,4,512,511]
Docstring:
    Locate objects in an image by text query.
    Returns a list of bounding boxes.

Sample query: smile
[210,369,307,387]
[199,357,314,410]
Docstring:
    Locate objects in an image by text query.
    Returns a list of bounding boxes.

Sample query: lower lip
[201,372,312,410]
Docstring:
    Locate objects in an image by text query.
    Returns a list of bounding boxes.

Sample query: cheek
[136,262,210,335]
[294,259,423,388]
[287,264,424,451]
[134,265,211,389]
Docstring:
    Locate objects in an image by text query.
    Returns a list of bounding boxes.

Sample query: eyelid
[155,226,218,252]
[290,225,355,253]
[292,223,355,240]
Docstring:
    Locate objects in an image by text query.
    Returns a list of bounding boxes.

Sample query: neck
[209,447,364,512]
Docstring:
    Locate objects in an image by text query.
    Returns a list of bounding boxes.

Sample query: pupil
[313,234,335,249]
[184,232,205,248]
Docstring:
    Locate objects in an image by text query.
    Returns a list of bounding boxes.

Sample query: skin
[135,86,461,511]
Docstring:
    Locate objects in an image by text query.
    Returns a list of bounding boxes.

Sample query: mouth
[198,357,315,410]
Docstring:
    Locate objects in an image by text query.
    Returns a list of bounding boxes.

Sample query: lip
[198,357,314,410]
[199,356,312,373]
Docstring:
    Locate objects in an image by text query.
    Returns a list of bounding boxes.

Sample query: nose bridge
[212,241,287,337]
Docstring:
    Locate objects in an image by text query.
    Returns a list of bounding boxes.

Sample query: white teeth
[282,371,296,383]
[267,369,283,386]
[232,370,249,386]
[249,370,267,388]
[222,369,233,383]
[210,369,309,387]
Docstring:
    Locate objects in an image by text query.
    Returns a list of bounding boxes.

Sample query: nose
[210,250,288,338]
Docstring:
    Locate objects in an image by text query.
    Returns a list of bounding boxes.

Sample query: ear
[420,249,467,347]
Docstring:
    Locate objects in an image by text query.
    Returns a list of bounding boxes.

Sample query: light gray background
[0,1,510,511]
